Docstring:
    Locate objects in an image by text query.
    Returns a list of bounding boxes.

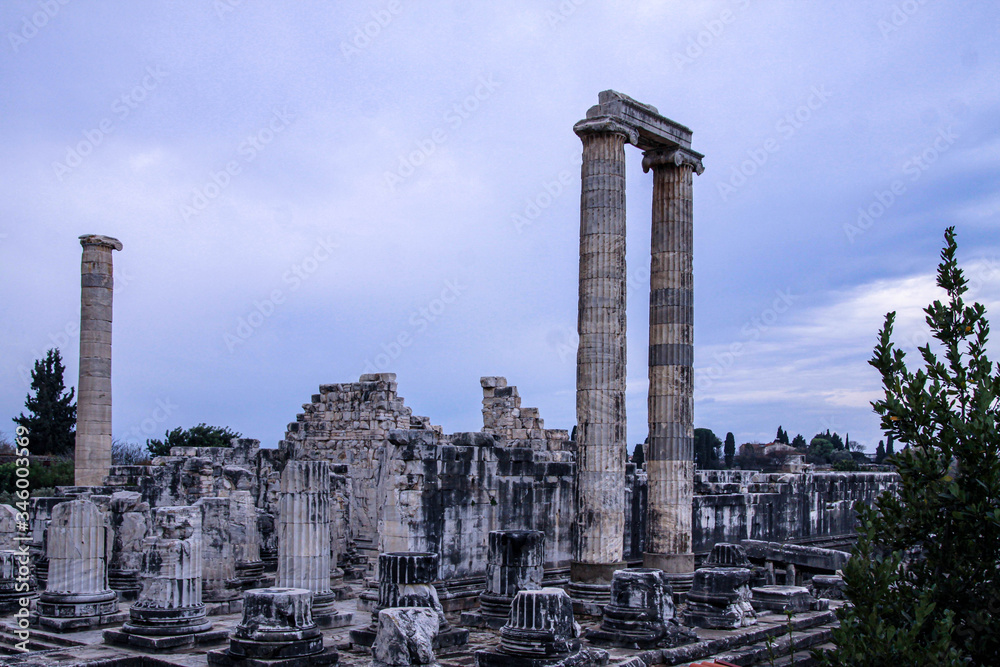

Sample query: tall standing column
[641,149,703,591]
[570,118,637,607]
[75,234,123,487]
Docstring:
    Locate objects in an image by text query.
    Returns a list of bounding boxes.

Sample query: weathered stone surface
[107,491,149,601]
[37,498,124,631]
[277,461,346,627]
[468,531,544,628]
[353,552,466,648]
[372,607,440,667]
[196,497,240,603]
[585,568,695,649]
[809,574,845,600]
[207,587,339,667]
[477,588,608,667]
[704,543,751,569]
[106,505,223,648]
[750,585,814,614]
[683,567,756,630]
[74,234,122,487]
[0,549,36,612]
[570,117,630,606]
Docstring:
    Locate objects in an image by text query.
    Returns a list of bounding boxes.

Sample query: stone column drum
[585,568,695,649]
[37,498,124,630]
[642,148,703,592]
[476,588,608,667]
[207,587,338,667]
[570,117,638,606]
[480,530,545,627]
[196,497,240,608]
[114,505,219,644]
[276,461,338,626]
[230,490,267,590]
[74,234,122,487]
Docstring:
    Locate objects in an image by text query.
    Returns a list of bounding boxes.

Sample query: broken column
[351,552,467,649]
[276,461,346,628]
[107,491,149,602]
[570,115,638,610]
[476,588,607,667]
[641,148,703,594]
[196,497,241,613]
[585,568,695,649]
[37,498,124,630]
[230,490,267,590]
[0,549,36,612]
[466,530,545,629]
[106,505,226,649]
[207,587,339,667]
[74,234,123,487]
[682,567,756,629]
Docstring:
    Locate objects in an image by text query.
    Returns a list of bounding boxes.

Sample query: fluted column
[571,118,638,598]
[276,461,337,624]
[75,234,122,487]
[641,148,703,590]
[122,505,212,636]
[38,498,121,630]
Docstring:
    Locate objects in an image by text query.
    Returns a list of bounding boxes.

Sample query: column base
[642,553,694,594]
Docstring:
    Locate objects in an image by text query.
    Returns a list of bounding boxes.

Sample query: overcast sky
[2,1,998,453]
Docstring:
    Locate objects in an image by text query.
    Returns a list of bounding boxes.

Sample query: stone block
[372,607,439,667]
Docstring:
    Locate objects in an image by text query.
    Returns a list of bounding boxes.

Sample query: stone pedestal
[569,118,638,613]
[105,505,227,650]
[476,588,608,667]
[74,234,122,487]
[0,550,36,612]
[641,150,703,595]
[705,543,751,568]
[682,567,756,630]
[208,587,339,667]
[585,568,695,649]
[464,530,544,629]
[37,499,125,631]
[277,461,350,628]
[750,585,816,614]
[197,497,242,614]
[352,552,467,649]
[373,607,440,667]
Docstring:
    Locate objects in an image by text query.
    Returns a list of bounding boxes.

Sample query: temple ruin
[0,91,900,666]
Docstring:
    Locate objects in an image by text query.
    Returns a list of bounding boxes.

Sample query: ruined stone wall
[690,470,899,558]
[277,373,438,558]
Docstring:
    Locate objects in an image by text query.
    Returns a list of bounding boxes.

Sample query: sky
[1,1,998,454]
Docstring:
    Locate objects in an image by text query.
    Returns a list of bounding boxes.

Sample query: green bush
[0,459,74,495]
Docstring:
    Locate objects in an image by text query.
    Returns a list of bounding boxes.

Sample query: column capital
[573,116,639,146]
[641,148,705,175]
[79,234,123,251]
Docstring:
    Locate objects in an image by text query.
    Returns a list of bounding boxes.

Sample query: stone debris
[372,607,440,667]
[585,568,696,649]
[683,567,757,630]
